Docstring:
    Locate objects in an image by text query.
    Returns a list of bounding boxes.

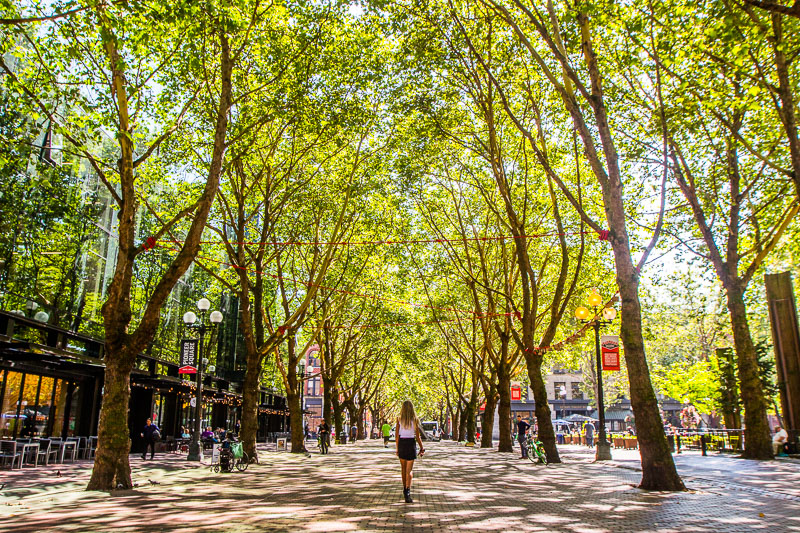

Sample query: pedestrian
[381,419,392,448]
[234,420,240,436]
[396,400,425,503]
[350,423,358,444]
[773,425,788,456]
[516,415,530,459]
[140,418,160,460]
[584,421,595,448]
[304,422,310,441]
[317,420,330,454]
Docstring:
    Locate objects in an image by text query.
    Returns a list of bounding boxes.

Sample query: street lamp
[575,291,617,461]
[296,359,306,438]
[183,299,223,461]
[559,385,567,421]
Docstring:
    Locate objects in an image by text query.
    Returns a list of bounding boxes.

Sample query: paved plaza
[1,440,799,532]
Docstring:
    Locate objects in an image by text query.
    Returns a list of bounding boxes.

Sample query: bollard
[700,434,707,456]
[676,434,682,454]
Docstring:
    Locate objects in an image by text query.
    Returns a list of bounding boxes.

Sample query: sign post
[179,339,198,374]
[601,335,620,371]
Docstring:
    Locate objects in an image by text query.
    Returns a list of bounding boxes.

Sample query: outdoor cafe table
[18,441,40,467]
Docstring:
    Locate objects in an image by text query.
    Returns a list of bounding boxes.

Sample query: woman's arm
[415,421,425,454]
[395,421,400,455]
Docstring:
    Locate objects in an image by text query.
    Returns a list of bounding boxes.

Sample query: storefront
[0,310,289,448]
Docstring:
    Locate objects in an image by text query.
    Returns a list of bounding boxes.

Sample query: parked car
[421,421,440,441]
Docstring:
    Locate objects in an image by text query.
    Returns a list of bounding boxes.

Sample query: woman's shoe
[404,488,413,503]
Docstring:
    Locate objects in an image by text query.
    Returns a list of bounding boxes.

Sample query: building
[0,310,290,453]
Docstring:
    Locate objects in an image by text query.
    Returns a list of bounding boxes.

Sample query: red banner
[601,335,620,371]
[511,386,522,401]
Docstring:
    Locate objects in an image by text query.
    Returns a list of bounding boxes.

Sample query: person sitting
[181,426,190,439]
[773,426,788,456]
[201,427,216,443]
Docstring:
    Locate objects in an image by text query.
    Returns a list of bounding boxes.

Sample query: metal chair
[36,439,59,465]
[0,440,23,469]
[88,436,98,458]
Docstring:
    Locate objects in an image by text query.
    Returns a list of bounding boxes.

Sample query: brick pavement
[1,440,799,532]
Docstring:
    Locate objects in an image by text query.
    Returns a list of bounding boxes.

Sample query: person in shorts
[381,420,392,447]
[396,401,425,503]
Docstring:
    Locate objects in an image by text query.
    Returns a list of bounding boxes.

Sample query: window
[571,382,583,400]
[554,382,567,400]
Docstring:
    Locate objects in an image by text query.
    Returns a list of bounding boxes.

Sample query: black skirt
[397,437,417,460]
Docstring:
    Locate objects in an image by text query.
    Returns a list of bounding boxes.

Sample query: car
[421,421,440,441]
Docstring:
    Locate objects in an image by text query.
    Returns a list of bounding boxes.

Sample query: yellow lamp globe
[588,291,602,307]
[575,306,590,320]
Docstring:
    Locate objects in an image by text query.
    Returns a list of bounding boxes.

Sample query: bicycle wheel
[536,445,548,465]
[212,464,220,473]
[526,442,537,463]
[236,452,249,472]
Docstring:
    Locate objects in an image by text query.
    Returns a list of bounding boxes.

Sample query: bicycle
[318,433,329,454]
[526,437,548,465]
[212,440,249,473]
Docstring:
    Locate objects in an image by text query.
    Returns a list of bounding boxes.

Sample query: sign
[601,335,620,371]
[511,381,522,401]
[211,443,220,464]
[190,397,196,408]
[179,339,198,374]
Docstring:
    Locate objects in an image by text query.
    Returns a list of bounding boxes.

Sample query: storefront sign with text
[601,335,620,371]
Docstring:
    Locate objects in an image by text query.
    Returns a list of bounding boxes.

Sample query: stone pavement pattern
[1,441,799,532]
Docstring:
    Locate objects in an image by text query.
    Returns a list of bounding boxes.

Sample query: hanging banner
[511,382,522,401]
[601,335,620,371]
[179,339,198,374]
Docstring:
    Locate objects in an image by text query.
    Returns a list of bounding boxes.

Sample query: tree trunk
[727,283,773,459]
[458,403,467,442]
[451,407,460,441]
[465,387,478,444]
[497,368,513,452]
[240,350,261,460]
[480,394,497,448]
[609,229,684,489]
[86,344,135,490]
[288,389,305,453]
[323,379,333,425]
[332,394,345,444]
[528,359,560,463]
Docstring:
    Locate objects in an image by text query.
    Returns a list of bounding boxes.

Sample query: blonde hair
[399,400,417,429]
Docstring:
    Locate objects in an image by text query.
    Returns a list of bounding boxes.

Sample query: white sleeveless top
[398,421,416,438]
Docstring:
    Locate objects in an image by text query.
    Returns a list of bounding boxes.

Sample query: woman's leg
[404,459,415,488]
[399,459,408,488]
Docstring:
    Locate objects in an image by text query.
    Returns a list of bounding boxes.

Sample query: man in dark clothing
[140,418,159,460]
[516,415,530,459]
[317,421,330,454]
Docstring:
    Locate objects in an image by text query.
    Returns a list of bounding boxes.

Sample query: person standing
[584,421,595,448]
[773,426,788,456]
[350,423,358,444]
[140,418,160,460]
[317,420,330,454]
[516,415,530,459]
[396,400,425,504]
[381,420,392,448]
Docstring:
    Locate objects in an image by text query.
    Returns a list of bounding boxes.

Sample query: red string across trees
[156,229,610,248]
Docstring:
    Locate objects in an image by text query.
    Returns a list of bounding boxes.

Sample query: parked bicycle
[212,440,249,473]
[526,437,548,465]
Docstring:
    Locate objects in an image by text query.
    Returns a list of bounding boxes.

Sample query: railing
[670,429,745,453]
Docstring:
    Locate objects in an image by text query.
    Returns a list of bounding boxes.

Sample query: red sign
[601,335,620,371]
[511,386,522,401]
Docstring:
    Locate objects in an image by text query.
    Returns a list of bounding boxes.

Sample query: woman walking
[396,400,425,503]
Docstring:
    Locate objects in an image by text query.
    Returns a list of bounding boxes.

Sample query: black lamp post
[559,385,567,421]
[575,291,617,461]
[183,298,222,462]
[296,359,306,439]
